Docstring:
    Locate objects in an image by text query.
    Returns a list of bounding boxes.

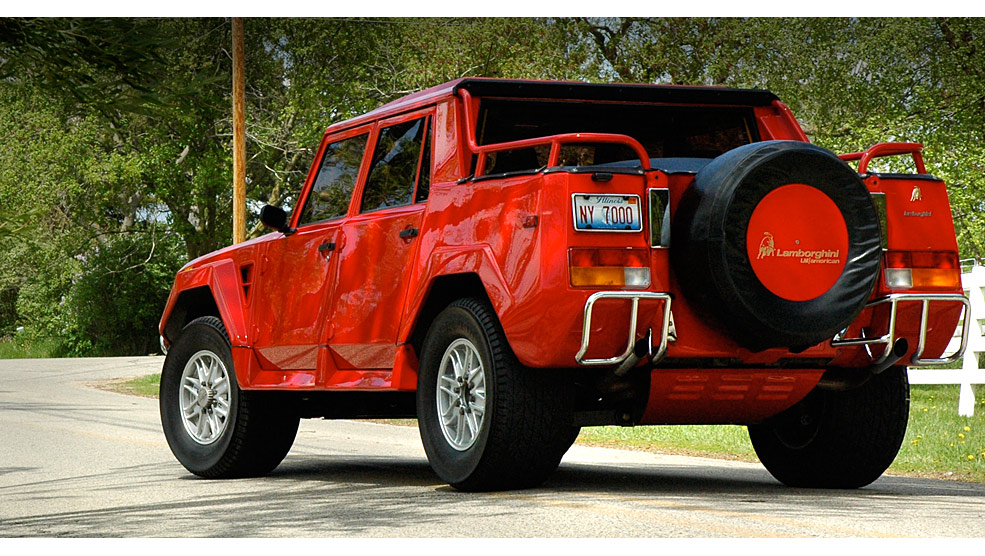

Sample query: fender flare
[159,259,250,348]
[398,245,514,346]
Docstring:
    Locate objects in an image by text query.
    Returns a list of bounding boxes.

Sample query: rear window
[475,99,759,173]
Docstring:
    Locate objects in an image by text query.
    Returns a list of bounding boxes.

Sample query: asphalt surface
[2,356,985,538]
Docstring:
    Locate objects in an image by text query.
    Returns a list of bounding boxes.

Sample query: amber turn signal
[883,251,961,290]
[569,248,651,288]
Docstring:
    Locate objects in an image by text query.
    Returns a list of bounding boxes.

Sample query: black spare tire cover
[671,140,882,352]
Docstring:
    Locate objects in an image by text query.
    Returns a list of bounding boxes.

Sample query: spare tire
[671,140,882,352]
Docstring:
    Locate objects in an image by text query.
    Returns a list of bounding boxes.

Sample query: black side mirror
[260,205,295,235]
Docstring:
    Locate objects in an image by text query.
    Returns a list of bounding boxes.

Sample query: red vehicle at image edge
[158,78,970,491]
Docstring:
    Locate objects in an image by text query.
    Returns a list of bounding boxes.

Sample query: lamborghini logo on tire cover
[757,232,775,259]
[755,231,841,264]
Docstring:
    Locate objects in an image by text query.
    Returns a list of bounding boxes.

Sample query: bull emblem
[910,186,922,202]
[757,232,775,259]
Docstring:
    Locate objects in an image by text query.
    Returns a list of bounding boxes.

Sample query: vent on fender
[240,263,254,304]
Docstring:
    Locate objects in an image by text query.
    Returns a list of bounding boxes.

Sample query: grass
[578,384,985,483]
[895,384,985,481]
[577,424,758,462]
[104,374,985,482]
[0,336,63,359]
[99,373,161,398]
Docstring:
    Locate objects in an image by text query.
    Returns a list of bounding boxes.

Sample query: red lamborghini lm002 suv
[159,79,969,491]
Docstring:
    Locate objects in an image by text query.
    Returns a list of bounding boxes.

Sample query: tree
[0,18,174,119]
[562,17,985,259]
[4,17,985,355]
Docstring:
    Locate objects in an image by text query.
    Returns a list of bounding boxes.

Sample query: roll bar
[457,88,652,176]
[839,142,927,175]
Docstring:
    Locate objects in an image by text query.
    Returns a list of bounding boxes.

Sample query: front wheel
[160,316,300,478]
[748,366,909,488]
[417,298,574,491]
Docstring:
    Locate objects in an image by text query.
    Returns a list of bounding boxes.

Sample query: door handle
[318,242,336,259]
[398,228,419,239]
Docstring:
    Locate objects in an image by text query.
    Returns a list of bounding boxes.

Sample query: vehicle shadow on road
[5,456,984,537]
[271,452,985,500]
[256,454,985,528]
[551,460,985,497]
[271,456,442,489]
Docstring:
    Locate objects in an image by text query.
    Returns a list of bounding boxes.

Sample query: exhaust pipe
[816,338,909,392]
[869,338,910,375]
[613,330,653,377]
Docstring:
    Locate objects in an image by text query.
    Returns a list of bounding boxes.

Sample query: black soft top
[454,78,779,107]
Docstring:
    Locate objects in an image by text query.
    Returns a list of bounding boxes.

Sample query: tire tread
[749,367,909,488]
[419,298,574,491]
[161,316,299,479]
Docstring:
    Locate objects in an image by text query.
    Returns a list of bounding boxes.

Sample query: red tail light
[884,251,961,290]
[569,247,650,288]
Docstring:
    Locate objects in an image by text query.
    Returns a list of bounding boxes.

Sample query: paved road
[2,356,985,537]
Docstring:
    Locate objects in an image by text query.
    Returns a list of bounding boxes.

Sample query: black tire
[555,425,582,461]
[160,316,300,478]
[748,367,910,488]
[416,298,574,491]
[672,140,882,351]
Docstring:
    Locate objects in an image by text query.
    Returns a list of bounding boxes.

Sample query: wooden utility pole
[231,17,246,245]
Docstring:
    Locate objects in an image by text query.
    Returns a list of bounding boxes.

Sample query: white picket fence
[907,262,985,416]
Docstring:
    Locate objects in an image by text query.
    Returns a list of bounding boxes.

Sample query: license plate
[572,194,642,232]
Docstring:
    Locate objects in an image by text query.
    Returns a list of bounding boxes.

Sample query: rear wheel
[160,316,300,478]
[748,367,909,488]
[557,425,582,457]
[417,298,574,491]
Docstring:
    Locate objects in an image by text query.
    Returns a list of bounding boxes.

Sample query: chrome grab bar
[831,293,971,366]
[575,291,672,367]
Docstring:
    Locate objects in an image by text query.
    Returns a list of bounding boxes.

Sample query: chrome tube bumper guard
[575,291,673,367]
[830,293,971,366]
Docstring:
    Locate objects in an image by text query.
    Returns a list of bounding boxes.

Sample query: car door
[327,110,433,369]
[251,128,370,370]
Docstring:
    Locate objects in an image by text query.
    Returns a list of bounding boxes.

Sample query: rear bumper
[574,291,969,370]
[831,293,970,366]
[575,291,673,367]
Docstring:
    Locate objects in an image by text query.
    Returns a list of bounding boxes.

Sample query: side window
[361,117,428,213]
[415,118,432,203]
[298,133,369,225]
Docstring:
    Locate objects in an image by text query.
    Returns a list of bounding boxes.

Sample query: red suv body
[159,79,969,490]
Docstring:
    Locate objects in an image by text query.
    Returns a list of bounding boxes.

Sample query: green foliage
[0,336,63,359]
[0,18,173,117]
[561,17,985,260]
[0,286,19,337]
[12,242,82,350]
[2,17,985,356]
[66,231,184,356]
